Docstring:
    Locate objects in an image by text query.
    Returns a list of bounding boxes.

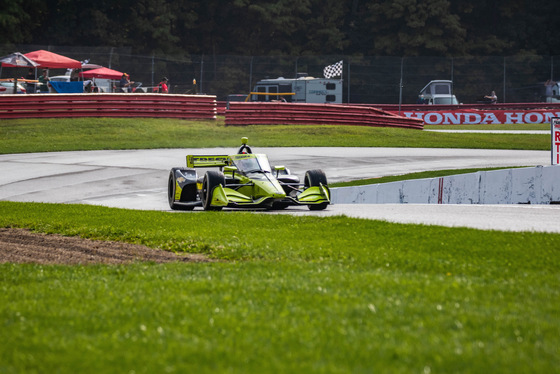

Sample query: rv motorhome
[250,74,342,104]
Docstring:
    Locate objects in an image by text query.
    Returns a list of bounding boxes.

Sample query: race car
[167,137,330,211]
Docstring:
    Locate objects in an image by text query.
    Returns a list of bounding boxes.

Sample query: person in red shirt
[155,77,168,93]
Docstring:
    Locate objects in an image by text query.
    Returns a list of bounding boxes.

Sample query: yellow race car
[168,138,330,211]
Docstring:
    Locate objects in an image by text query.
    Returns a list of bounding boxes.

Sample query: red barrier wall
[220,101,560,123]
[0,93,217,119]
[358,102,560,125]
[356,102,560,112]
[217,101,227,115]
[225,102,424,129]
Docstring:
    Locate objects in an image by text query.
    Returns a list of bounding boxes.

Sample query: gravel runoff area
[0,228,214,265]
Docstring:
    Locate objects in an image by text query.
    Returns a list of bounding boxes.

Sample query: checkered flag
[323,60,343,79]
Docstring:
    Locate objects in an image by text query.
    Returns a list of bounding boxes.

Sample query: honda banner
[391,109,560,125]
[552,117,560,165]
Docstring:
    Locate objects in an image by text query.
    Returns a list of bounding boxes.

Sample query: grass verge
[0,117,550,154]
[1,201,559,373]
[330,167,520,187]
[0,118,555,373]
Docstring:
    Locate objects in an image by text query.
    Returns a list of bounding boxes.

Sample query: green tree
[2,0,559,57]
[25,0,192,54]
[227,0,313,55]
[299,0,350,55]
[450,0,519,55]
[0,0,45,44]
[356,0,467,56]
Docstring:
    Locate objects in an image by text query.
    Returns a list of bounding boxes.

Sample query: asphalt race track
[1,147,558,233]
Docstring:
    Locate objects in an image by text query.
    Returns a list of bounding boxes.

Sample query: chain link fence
[2,44,558,104]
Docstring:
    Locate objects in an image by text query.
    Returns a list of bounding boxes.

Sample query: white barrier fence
[331,166,560,205]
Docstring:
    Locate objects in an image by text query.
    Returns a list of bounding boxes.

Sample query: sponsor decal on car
[187,155,229,168]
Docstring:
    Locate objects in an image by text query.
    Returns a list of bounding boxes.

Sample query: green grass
[0,117,550,154]
[1,202,559,373]
[330,167,519,187]
[0,118,556,373]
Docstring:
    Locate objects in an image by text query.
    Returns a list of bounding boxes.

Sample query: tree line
[2,0,559,57]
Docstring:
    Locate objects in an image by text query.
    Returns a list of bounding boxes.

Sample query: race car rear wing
[186,155,229,168]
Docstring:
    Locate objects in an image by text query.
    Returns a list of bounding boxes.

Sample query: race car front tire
[201,170,225,211]
[304,169,329,211]
[168,168,195,211]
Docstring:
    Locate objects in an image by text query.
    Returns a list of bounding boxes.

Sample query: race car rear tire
[201,170,225,211]
[168,168,195,211]
[305,169,328,211]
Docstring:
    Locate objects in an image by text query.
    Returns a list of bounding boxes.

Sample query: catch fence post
[551,56,554,82]
[503,57,507,103]
[109,47,113,69]
[249,56,253,93]
[347,61,350,103]
[199,55,204,94]
[398,57,404,115]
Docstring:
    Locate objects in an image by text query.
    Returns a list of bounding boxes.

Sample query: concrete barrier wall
[331,166,560,205]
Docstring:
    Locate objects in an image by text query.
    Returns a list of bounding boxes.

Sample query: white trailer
[250,75,342,104]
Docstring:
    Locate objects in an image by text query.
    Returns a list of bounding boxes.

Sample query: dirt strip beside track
[0,228,213,265]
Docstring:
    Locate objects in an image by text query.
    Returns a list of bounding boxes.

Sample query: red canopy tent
[21,50,81,69]
[79,67,123,80]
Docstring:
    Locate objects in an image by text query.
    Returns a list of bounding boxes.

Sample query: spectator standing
[70,69,80,82]
[119,73,134,92]
[484,90,497,104]
[38,69,49,93]
[545,80,556,98]
[154,77,169,93]
[25,68,36,94]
